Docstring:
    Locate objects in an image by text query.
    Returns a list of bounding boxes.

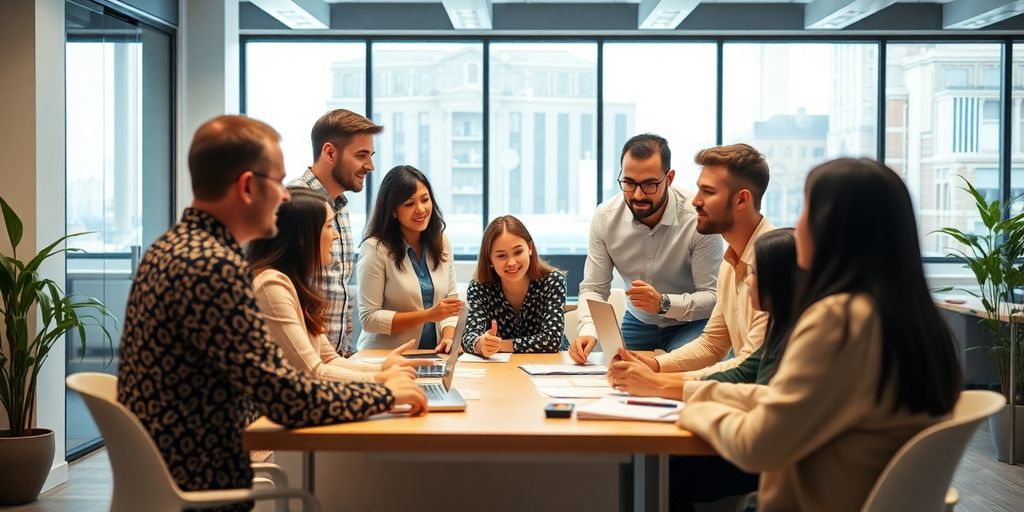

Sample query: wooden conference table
[244,351,714,512]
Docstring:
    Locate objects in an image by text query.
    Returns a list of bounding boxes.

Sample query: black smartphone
[544,402,575,418]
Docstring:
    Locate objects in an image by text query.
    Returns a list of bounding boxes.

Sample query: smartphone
[544,402,575,418]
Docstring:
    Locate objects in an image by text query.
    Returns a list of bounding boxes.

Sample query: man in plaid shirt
[290,109,383,356]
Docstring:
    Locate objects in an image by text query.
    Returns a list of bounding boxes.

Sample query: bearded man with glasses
[569,133,724,361]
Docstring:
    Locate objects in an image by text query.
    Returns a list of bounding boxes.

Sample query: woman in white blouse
[246,187,422,383]
[357,165,463,352]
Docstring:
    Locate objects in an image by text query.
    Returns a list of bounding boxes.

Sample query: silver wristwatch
[659,293,671,314]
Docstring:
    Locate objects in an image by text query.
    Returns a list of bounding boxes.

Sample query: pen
[624,400,678,408]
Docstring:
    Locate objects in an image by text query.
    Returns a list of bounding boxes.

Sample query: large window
[489,42,597,254]
[724,43,879,228]
[241,38,1021,264]
[602,43,717,201]
[65,0,173,458]
[372,42,484,254]
[885,44,1002,257]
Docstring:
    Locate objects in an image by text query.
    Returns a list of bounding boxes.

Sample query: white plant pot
[988,404,1024,463]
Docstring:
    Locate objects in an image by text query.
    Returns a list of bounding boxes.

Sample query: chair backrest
[66,373,184,511]
[860,390,1005,512]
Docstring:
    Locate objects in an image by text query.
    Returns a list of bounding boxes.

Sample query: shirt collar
[181,207,240,253]
[300,167,347,208]
[724,215,775,272]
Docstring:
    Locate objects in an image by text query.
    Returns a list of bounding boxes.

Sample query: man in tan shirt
[609,143,773,397]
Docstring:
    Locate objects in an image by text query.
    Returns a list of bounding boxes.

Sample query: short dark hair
[620,133,671,173]
[311,109,384,162]
[694,144,770,210]
[188,115,280,201]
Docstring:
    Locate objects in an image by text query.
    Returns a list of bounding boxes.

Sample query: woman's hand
[381,339,434,371]
[374,363,416,384]
[474,320,502,357]
[435,337,453,354]
[428,298,464,322]
[609,349,660,372]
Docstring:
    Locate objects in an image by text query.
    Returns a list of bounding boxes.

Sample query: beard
[695,208,734,235]
[627,191,669,222]
[330,160,364,193]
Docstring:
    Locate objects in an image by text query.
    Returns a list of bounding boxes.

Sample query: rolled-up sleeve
[576,213,612,339]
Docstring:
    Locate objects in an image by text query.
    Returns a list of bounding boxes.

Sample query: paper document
[536,387,614,399]
[519,364,607,376]
[576,396,683,423]
[454,368,487,378]
[356,357,387,364]
[459,389,482,400]
[529,377,609,388]
[458,352,513,363]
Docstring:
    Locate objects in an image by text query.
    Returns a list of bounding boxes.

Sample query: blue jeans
[619,311,708,352]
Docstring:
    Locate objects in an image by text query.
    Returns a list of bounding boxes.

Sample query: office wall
[0,0,69,492]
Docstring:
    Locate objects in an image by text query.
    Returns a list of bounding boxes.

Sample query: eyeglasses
[250,171,287,190]
[618,174,667,195]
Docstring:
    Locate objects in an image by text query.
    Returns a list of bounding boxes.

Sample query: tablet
[587,298,626,366]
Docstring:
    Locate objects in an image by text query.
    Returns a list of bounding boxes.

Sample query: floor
[10,424,1024,512]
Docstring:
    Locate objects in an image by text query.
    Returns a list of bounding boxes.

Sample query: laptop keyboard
[416,364,445,378]
[420,383,447,400]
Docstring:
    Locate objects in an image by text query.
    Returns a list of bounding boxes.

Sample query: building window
[944,68,970,89]
[466,62,479,84]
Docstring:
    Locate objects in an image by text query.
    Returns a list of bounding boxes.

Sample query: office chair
[66,372,320,512]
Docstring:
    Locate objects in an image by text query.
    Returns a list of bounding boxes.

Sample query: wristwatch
[659,293,671,315]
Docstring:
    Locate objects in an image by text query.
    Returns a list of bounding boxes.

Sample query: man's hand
[374,364,416,384]
[607,348,673,399]
[609,349,661,372]
[626,280,662,314]
[568,335,597,364]
[381,339,434,370]
[383,372,428,415]
[434,337,453,354]
[474,320,502,357]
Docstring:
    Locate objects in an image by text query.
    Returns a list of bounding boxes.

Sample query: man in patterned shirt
[118,115,426,511]
[291,109,383,356]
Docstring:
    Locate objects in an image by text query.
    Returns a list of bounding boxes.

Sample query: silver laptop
[587,299,627,366]
[418,309,468,412]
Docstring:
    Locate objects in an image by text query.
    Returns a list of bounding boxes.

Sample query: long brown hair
[474,215,557,285]
[363,165,448,271]
[245,187,330,334]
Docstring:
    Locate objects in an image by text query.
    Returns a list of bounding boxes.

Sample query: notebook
[575,396,683,422]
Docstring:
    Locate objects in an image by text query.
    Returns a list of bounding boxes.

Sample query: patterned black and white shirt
[461,271,567,354]
[117,208,394,511]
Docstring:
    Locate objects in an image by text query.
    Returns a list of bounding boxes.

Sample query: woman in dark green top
[669,228,800,512]
[705,227,801,386]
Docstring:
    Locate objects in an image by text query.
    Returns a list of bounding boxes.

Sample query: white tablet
[587,298,626,366]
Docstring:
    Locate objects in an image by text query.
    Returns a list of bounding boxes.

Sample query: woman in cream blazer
[358,165,463,351]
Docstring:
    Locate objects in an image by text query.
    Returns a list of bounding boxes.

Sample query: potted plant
[936,177,1024,463]
[0,196,115,504]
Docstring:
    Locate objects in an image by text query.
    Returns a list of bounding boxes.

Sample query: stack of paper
[519,364,607,376]
[458,352,513,363]
[575,396,683,423]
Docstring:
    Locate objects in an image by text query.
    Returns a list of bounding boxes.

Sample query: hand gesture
[475,320,502,357]
[383,372,428,415]
[429,298,464,322]
[568,335,597,364]
[626,280,662,314]
[381,339,434,370]
[434,337,453,354]
[607,348,663,397]
[609,349,660,372]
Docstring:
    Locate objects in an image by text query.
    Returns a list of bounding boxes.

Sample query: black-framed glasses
[618,174,667,195]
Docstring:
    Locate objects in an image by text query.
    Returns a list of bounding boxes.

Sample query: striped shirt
[290,168,354,356]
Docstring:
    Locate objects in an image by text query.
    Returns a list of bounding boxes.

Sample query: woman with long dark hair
[461,215,566,356]
[677,158,962,512]
[246,188,423,385]
[358,166,463,352]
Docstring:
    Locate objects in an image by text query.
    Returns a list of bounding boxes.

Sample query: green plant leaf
[0,196,23,253]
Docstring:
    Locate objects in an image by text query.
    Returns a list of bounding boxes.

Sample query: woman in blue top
[462,215,567,356]
[357,165,464,352]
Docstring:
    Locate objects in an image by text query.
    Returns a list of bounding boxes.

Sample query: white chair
[563,288,627,341]
[66,372,320,512]
[860,389,1005,512]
